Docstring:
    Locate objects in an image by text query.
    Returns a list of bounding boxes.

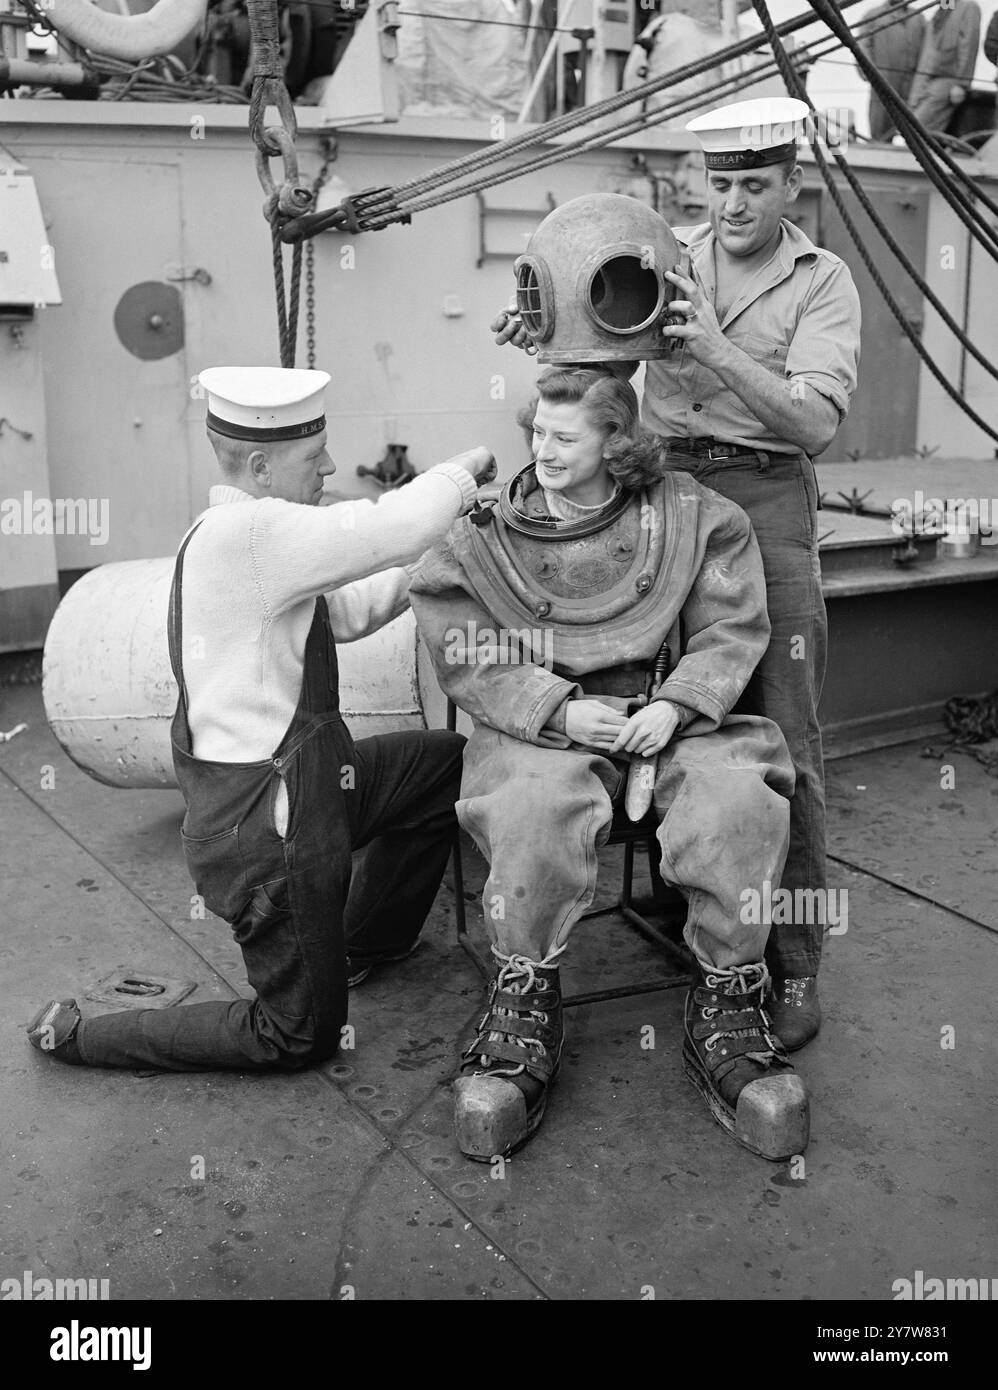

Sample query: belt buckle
[706,444,730,461]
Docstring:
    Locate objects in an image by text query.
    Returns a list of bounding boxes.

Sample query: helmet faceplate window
[514,256,554,343]
[586,252,664,336]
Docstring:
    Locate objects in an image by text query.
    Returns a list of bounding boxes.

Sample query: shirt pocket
[732,332,790,379]
[645,355,686,400]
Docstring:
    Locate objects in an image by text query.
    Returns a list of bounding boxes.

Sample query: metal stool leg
[564,824,691,1007]
[452,825,490,979]
[447,698,490,978]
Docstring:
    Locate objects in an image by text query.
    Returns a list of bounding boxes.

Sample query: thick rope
[269,193,302,369]
[248,0,308,365]
[752,0,998,444]
[270,215,290,367]
[287,239,303,366]
[811,0,998,252]
[813,0,998,223]
[247,0,293,157]
[735,39,998,391]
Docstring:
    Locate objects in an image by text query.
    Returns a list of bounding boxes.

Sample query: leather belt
[662,437,768,463]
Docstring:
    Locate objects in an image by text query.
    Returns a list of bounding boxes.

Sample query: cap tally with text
[686,98,809,171]
[199,366,331,442]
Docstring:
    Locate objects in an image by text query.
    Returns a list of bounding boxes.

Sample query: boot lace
[701,961,781,1062]
[780,977,809,1008]
[476,943,566,1078]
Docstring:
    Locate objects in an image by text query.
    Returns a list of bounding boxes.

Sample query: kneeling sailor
[29,366,495,1071]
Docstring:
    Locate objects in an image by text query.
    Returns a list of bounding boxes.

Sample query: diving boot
[27,998,83,1064]
[683,961,809,1160]
[766,975,821,1052]
[454,948,564,1161]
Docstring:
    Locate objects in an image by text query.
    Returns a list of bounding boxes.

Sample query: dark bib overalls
[75,521,356,1070]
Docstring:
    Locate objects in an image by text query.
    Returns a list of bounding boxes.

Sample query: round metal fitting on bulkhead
[514,193,681,362]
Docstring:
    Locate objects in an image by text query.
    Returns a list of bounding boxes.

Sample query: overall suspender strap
[168,520,205,716]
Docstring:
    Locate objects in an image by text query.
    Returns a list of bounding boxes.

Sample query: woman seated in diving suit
[408,365,808,1165]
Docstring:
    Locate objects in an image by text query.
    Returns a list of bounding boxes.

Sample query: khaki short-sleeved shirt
[643,218,862,455]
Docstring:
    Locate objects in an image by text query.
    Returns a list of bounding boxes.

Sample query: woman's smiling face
[530,398,612,506]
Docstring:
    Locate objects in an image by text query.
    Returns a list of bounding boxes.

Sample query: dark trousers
[659,449,826,977]
[74,730,464,1070]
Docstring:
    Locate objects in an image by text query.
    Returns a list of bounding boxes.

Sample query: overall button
[692,403,703,413]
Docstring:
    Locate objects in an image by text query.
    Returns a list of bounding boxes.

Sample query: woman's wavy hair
[516,366,664,492]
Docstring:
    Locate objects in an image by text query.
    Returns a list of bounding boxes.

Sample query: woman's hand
[609,701,681,758]
[564,698,629,750]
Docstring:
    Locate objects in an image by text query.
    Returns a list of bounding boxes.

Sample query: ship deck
[1,670,995,1302]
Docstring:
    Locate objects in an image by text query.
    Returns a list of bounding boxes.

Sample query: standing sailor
[28,367,495,1071]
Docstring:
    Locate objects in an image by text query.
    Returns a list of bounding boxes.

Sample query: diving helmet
[513,193,682,363]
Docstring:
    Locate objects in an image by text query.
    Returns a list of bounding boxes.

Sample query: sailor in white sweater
[29,366,496,1072]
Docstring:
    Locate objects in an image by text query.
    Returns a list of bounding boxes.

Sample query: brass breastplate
[504,503,645,600]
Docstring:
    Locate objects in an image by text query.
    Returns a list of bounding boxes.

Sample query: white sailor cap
[686,98,809,171]
[199,366,331,443]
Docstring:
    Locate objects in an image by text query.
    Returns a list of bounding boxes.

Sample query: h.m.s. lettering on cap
[199,366,331,442]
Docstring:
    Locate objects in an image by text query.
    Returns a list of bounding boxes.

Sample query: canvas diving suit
[409,463,796,968]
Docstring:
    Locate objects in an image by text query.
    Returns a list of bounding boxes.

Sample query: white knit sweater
[177,463,477,833]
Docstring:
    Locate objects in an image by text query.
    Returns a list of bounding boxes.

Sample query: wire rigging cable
[350,0,945,230]
[279,0,879,241]
[751,0,998,444]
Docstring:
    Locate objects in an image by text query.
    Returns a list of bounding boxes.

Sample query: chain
[305,135,337,371]
[305,240,315,370]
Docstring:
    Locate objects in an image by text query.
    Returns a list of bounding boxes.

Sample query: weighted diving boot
[683,961,809,1160]
[766,975,821,1052]
[454,948,564,1161]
